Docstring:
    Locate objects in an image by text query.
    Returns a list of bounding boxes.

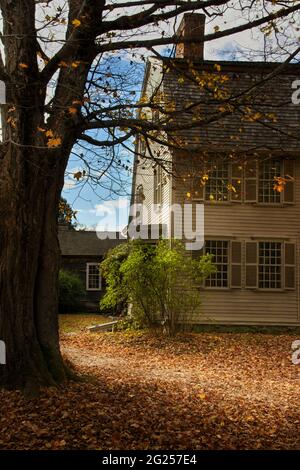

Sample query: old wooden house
[131,14,300,325]
[59,225,125,312]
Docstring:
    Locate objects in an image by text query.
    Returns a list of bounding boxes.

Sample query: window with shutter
[258,242,281,289]
[231,241,242,287]
[205,240,229,288]
[258,159,281,203]
[205,162,229,202]
[283,160,295,204]
[191,175,204,200]
[231,164,243,202]
[284,242,296,289]
[245,242,258,288]
[244,161,257,202]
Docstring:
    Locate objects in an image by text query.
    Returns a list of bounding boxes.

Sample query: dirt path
[61,341,300,406]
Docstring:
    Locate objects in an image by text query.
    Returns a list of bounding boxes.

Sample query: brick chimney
[175,13,205,60]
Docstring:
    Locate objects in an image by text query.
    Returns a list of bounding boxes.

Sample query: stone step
[87,320,119,332]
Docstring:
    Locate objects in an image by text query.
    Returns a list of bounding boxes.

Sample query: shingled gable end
[131,13,300,326]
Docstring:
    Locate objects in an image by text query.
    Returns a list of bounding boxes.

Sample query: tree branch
[98,3,300,52]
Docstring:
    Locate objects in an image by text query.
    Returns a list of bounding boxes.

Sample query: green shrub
[58,270,85,313]
[100,239,216,334]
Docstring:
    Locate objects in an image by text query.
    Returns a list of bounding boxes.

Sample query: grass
[59,314,109,334]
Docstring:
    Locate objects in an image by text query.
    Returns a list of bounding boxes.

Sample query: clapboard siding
[172,158,300,325]
[132,57,172,234]
[131,57,300,325]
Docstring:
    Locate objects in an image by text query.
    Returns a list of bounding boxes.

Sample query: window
[245,240,296,290]
[86,263,101,291]
[258,159,281,203]
[205,240,229,288]
[154,164,163,204]
[139,139,146,156]
[135,184,145,204]
[205,161,229,202]
[193,239,295,290]
[189,158,294,204]
[258,242,282,289]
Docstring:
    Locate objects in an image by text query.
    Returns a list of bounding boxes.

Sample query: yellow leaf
[71,61,80,68]
[198,393,206,400]
[214,64,221,72]
[19,63,29,69]
[45,129,54,138]
[68,107,78,115]
[186,192,191,198]
[47,137,62,148]
[246,415,255,422]
[58,61,68,68]
[72,18,81,28]
[214,25,220,33]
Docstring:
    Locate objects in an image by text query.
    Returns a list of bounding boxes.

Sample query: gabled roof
[59,229,126,257]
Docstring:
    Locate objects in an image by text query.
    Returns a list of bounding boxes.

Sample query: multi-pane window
[188,158,294,204]
[154,164,163,204]
[135,184,145,204]
[193,239,295,290]
[258,159,281,203]
[86,263,101,291]
[205,240,229,288]
[205,162,229,202]
[258,242,281,289]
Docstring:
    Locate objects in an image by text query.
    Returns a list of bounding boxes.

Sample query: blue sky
[62,54,145,231]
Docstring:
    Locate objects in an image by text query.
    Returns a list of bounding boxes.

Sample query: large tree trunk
[0,0,100,390]
[0,144,68,390]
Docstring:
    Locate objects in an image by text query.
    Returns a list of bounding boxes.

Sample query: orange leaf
[72,18,81,28]
[73,171,82,181]
[47,137,62,148]
[68,107,78,115]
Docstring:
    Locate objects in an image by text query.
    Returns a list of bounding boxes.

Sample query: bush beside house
[58,270,86,313]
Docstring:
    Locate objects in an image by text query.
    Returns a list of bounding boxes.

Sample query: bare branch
[98,3,300,52]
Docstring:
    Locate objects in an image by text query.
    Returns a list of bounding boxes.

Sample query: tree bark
[0,141,69,390]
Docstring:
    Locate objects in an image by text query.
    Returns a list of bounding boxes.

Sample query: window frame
[204,239,230,290]
[154,164,163,205]
[191,157,295,205]
[204,161,230,203]
[199,238,296,291]
[86,262,102,291]
[258,241,282,290]
[258,159,282,204]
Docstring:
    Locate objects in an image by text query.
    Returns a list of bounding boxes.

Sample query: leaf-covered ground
[1,322,300,450]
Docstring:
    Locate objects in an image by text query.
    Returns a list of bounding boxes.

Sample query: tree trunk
[0,144,68,390]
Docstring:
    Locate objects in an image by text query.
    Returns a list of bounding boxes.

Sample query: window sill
[252,203,294,208]
[191,201,295,207]
[202,287,231,291]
